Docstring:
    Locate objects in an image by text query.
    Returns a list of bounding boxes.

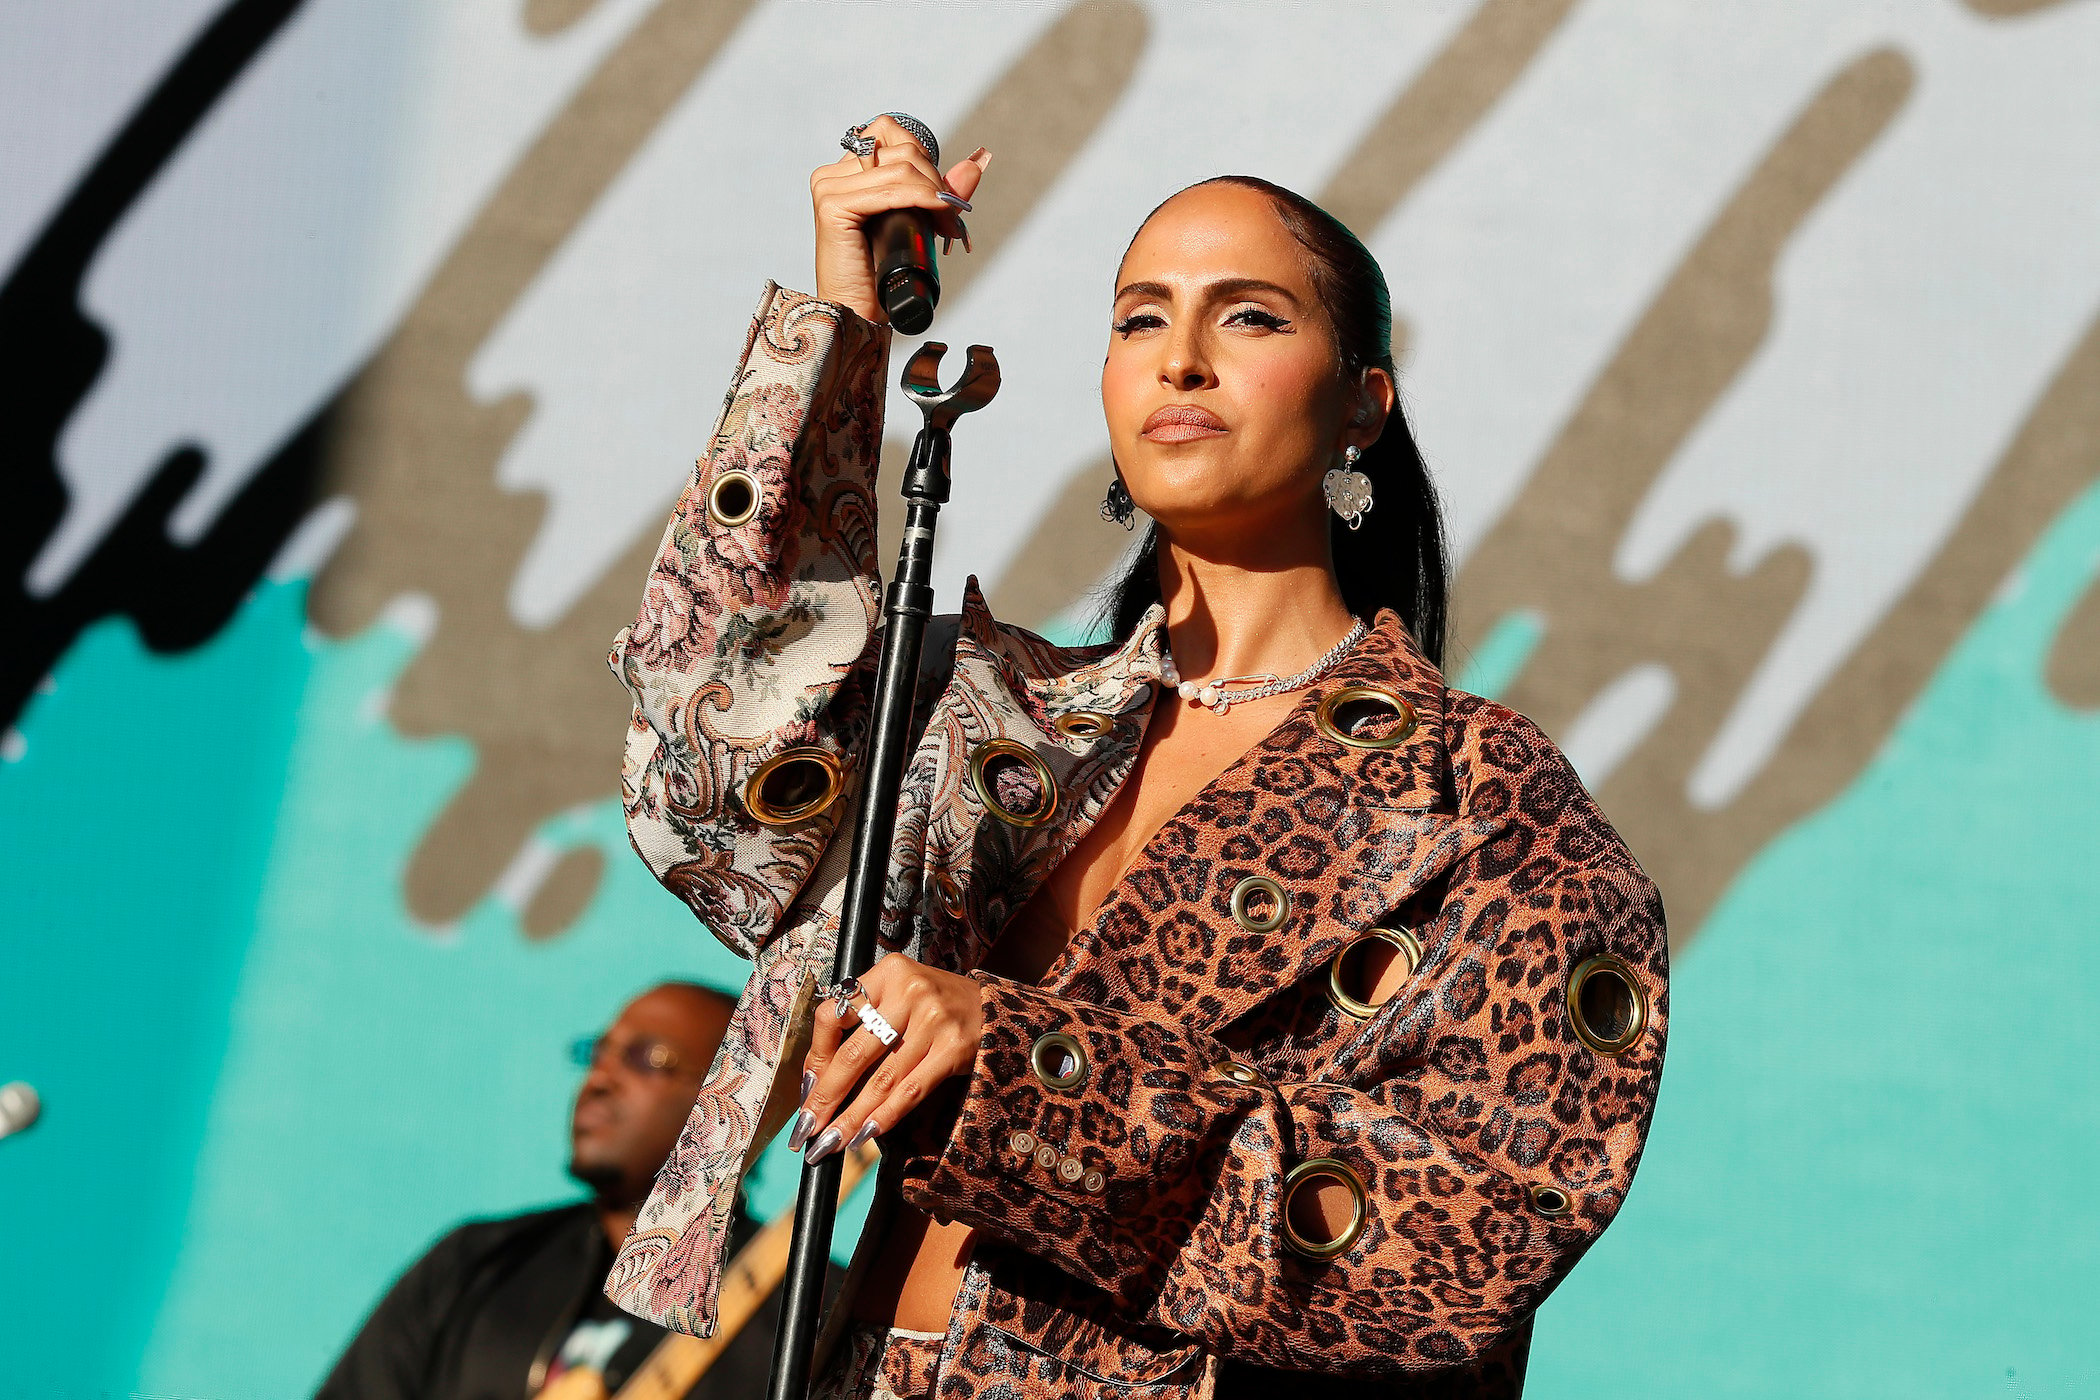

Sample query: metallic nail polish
[804,1126,843,1164]
[786,1108,817,1152]
[799,1070,816,1105]
[846,1120,880,1151]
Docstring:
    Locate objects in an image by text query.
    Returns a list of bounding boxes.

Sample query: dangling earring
[1323,445,1373,530]
[1101,472,1136,530]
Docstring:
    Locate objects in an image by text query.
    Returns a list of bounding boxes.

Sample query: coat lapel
[907,578,1170,976]
[1044,609,1506,1035]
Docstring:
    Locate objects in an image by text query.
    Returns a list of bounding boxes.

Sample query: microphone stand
[764,340,1000,1400]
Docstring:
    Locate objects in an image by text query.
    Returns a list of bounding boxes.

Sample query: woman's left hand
[792,952,984,1162]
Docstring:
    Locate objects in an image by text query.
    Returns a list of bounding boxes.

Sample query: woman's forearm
[609,281,891,958]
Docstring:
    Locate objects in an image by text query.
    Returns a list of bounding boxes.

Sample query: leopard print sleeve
[607,281,891,958]
[893,858,1669,1378]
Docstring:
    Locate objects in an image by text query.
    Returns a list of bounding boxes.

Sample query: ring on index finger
[839,122,875,159]
[839,112,938,165]
[822,976,863,1021]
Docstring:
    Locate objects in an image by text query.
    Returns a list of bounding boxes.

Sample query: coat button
[1010,1131,1037,1157]
[1057,1156,1084,1184]
[933,869,967,918]
[1080,1169,1105,1193]
[1033,1143,1059,1171]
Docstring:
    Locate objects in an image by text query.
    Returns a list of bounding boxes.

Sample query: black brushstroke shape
[0,0,319,732]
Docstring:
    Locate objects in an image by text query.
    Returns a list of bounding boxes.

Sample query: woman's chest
[972,690,1304,987]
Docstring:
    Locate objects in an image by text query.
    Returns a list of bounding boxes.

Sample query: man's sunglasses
[568,1035,689,1077]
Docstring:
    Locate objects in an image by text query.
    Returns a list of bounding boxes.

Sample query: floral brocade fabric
[603,283,1670,1398]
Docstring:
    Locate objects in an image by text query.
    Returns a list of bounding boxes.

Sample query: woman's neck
[1155,529,1357,683]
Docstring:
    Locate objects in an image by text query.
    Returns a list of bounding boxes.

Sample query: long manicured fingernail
[968,146,990,167]
[786,1108,817,1152]
[804,1126,843,1163]
[938,191,973,212]
[847,1119,880,1151]
[799,1070,816,1105]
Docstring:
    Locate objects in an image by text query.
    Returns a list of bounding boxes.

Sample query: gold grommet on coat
[966,738,1058,827]
[1280,1157,1369,1260]
[932,869,966,918]
[1213,1056,1263,1086]
[1057,1156,1084,1184]
[1315,685,1418,750]
[1567,952,1649,1057]
[742,747,844,825]
[1052,710,1113,741]
[706,468,761,528]
[1229,875,1290,934]
[1029,1032,1090,1091]
[1529,1183,1573,1217]
[1327,927,1425,1021]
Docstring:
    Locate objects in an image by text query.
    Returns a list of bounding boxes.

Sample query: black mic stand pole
[764,340,1000,1400]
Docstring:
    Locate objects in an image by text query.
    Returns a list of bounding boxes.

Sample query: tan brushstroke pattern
[523,845,608,939]
[1705,306,2100,914]
[986,0,1576,625]
[1456,52,1912,943]
[1963,0,2086,18]
[307,0,758,925]
[522,0,606,38]
[2047,562,2100,707]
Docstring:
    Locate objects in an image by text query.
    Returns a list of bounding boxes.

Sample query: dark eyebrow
[1112,277,1302,309]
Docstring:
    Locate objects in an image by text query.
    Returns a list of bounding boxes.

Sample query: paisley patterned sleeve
[607,281,890,958]
[894,859,1669,1376]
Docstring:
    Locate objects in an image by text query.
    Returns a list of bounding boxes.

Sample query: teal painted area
[126,587,870,1400]
[1450,607,1544,701]
[1532,481,2100,1397]
[0,579,868,1400]
[0,586,308,1400]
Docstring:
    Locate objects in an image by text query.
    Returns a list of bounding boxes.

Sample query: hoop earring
[1101,472,1136,530]
[1323,445,1373,530]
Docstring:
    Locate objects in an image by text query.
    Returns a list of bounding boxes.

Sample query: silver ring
[820,977,862,1021]
[857,1000,901,1048]
[839,112,940,165]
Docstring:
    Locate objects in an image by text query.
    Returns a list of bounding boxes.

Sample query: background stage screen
[3,3,2097,1396]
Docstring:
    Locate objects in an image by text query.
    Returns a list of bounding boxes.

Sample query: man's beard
[567,1155,627,1200]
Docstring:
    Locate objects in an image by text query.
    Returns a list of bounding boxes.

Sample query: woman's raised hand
[790,952,986,1164]
[811,115,991,324]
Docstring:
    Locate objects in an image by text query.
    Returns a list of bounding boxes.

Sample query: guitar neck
[611,1140,878,1400]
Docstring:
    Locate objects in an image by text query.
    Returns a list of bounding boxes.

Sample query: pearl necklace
[1161,617,1368,715]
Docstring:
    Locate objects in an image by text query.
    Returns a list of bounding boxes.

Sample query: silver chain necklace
[1161,616,1367,715]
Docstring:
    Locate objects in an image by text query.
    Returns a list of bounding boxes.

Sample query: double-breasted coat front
[600,283,1669,1398]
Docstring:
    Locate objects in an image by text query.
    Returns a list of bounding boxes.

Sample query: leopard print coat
[602,283,1669,1398]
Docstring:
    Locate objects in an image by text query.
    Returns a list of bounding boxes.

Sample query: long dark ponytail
[1098,175,1450,670]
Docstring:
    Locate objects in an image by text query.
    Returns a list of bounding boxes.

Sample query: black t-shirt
[316,1199,808,1400]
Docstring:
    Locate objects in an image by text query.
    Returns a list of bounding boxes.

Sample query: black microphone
[861,112,941,334]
